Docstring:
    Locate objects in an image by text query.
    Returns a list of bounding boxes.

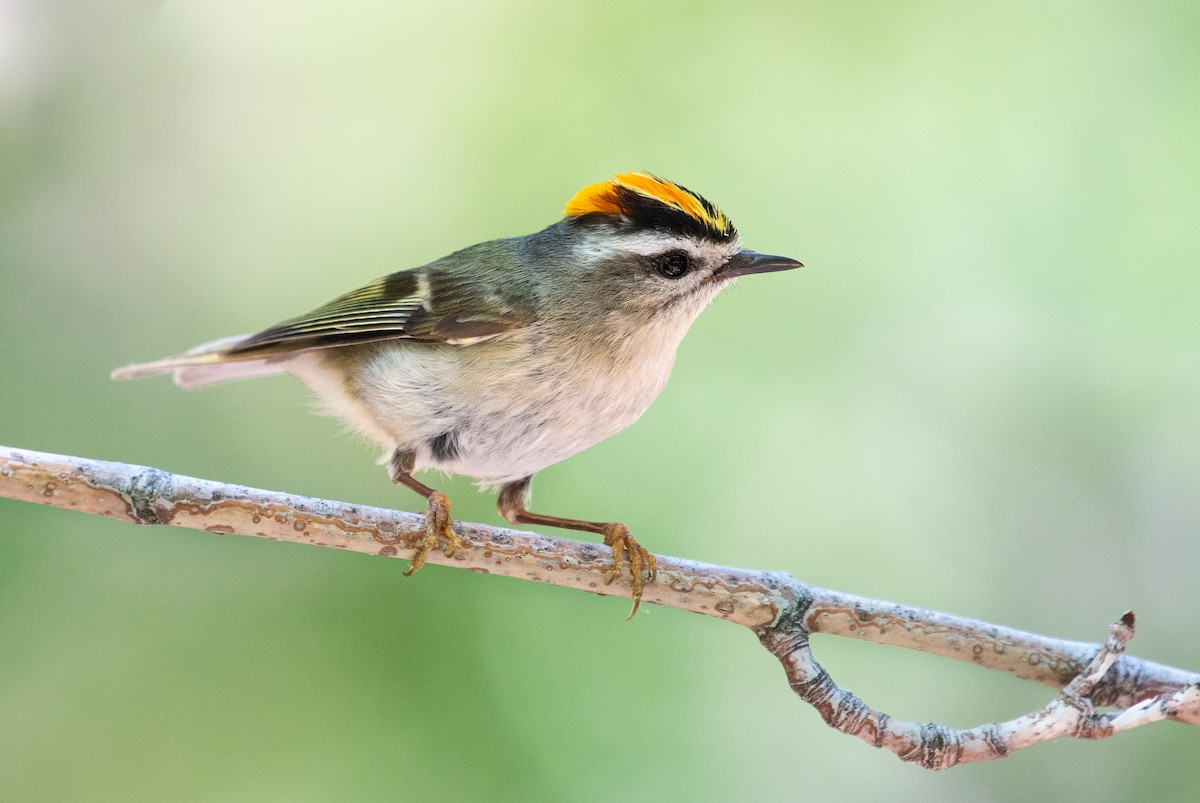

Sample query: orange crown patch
[564,172,735,241]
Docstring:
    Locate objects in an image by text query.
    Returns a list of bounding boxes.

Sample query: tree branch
[2,445,1196,768]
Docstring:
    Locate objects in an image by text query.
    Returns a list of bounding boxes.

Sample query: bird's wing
[221,265,537,359]
[112,262,538,383]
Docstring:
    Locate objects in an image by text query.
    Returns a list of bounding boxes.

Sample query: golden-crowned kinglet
[113,172,802,616]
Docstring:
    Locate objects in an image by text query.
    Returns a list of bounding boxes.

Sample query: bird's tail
[111,335,289,389]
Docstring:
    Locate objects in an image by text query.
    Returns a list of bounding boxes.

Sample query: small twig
[2,445,1196,767]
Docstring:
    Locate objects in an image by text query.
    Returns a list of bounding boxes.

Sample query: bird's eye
[655,251,690,279]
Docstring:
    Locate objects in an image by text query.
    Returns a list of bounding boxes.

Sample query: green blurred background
[2,1,1198,799]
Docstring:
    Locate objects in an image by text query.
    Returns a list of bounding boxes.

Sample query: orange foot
[403,491,461,576]
[601,523,658,619]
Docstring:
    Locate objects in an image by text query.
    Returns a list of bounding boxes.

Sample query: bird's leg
[497,476,656,619]
[388,448,460,575]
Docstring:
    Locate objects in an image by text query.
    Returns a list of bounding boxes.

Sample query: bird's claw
[602,523,657,619]
[403,491,461,576]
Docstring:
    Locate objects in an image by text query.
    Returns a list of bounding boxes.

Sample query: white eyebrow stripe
[574,231,743,261]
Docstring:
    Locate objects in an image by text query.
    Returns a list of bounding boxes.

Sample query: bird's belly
[433,356,668,484]
[439,392,645,484]
[293,336,674,485]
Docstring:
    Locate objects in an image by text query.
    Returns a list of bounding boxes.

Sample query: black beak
[720,251,804,280]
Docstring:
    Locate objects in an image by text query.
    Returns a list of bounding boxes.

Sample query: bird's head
[544,172,802,323]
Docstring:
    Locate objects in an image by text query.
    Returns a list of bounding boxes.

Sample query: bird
[113,172,802,617]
